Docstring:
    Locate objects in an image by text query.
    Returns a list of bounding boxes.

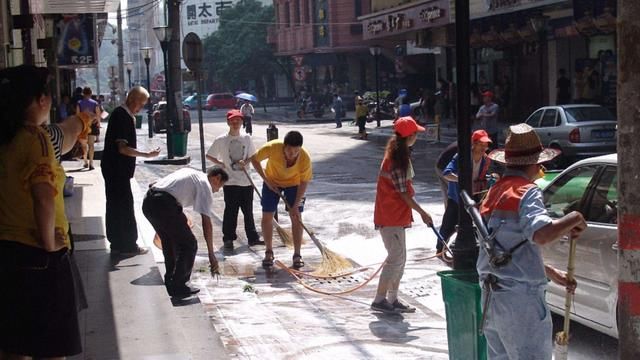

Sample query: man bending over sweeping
[251,131,313,269]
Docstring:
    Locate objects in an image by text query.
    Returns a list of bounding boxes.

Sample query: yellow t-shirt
[254,140,313,187]
[0,126,70,249]
[356,104,369,118]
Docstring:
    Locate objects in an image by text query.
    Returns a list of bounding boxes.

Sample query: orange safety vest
[374,157,414,227]
[473,155,492,194]
[480,175,537,219]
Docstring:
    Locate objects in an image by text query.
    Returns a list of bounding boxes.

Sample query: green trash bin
[135,115,143,129]
[437,270,487,360]
[171,132,189,157]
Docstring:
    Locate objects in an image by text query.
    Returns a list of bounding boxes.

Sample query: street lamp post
[531,14,549,108]
[125,61,134,89]
[369,46,382,127]
[107,65,118,109]
[154,25,174,159]
[141,46,153,138]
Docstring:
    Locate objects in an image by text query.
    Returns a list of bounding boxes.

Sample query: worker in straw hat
[478,123,586,359]
[371,117,433,314]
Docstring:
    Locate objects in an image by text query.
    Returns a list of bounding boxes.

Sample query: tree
[202,0,281,95]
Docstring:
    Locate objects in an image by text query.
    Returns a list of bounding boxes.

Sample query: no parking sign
[294,66,307,81]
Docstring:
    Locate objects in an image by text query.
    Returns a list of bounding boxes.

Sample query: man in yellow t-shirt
[251,130,312,269]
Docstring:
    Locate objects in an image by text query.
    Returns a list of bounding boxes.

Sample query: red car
[204,93,236,110]
[153,101,191,133]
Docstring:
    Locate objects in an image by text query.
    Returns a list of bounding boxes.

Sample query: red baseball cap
[226,109,244,120]
[472,129,493,143]
[394,116,425,137]
[482,91,494,99]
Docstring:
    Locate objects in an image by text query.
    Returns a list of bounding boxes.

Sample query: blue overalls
[477,170,554,360]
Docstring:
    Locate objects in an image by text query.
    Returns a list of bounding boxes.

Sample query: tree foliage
[202,0,278,92]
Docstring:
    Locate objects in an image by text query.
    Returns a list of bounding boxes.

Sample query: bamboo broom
[275,192,352,275]
[242,168,293,247]
[554,235,578,360]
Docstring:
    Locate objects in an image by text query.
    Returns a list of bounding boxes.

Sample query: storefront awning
[28,0,120,14]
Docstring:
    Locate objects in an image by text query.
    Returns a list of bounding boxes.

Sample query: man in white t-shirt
[142,166,228,299]
[240,101,255,135]
[207,109,264,251]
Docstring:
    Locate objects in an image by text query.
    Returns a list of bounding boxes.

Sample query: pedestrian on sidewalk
[250,131,313,269]
[240,100,254,135]
[355,97,369,140]
[434,140,458,209]
[475,91,500,146]
[206,109,264,251]
[143,166,228,299]
[0,65,82,358]
[438,130,497,256]
[371,117,433,314]
[332,93,344,128]
[478,123,586,359]
[76,87,101,170]
[101,86,160,256]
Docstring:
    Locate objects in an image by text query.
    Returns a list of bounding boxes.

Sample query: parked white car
[540,153,618,338]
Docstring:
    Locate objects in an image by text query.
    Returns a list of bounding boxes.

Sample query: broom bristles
[313,247,353,275]
[274,220,294,248]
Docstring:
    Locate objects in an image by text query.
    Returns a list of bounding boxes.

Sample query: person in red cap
[476,90,500,146]
[371,116,433,314]
[437,129,498,257]
[207,109,264,251]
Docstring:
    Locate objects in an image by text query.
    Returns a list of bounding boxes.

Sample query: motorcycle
[297,97,325,119]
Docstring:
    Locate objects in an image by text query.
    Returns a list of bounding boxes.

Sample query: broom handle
[273,188,326,252]
[242,167,264,201]
[563,236,578,336]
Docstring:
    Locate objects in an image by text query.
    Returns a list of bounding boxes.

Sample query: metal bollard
[267,123,278,141]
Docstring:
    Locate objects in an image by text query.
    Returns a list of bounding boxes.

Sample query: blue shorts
[261,183,305,213]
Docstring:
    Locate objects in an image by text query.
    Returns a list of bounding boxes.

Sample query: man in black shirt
[101,86,160,255]
[556,68,571,105]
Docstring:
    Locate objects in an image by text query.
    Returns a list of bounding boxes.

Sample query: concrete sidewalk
[63,157,228,360]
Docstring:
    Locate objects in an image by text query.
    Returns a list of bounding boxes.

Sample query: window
[543,165,598,218]
[294,0,301,25]
[565,106,615,122]
[285,1,290,27]
[355,0,362,17]
[540,109,558,127]
[586,166,618,224]
[526,109,544,127]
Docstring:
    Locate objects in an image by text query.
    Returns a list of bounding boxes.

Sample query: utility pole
[167,0,184,158]
[617,0,640,357]
[451,0,476,270]
[117,5,126,100]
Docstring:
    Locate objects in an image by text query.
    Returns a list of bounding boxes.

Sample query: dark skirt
[0,241,82,357]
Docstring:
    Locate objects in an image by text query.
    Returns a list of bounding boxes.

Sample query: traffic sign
[183,32,203,71]
[292,55,304,66]
[294,66,306,81]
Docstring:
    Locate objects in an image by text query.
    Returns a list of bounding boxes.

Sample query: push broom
[242,168,293,247]
[554,235,578,360]
[274,191,352,275]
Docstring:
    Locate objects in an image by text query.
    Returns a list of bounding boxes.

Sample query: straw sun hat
[488,123,560,165]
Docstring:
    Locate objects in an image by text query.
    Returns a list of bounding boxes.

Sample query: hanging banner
[56,14,97,67]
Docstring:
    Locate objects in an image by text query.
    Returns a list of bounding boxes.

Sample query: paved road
[130,109,617,359]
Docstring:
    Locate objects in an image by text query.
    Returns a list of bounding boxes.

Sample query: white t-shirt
[206,133,256,186]
[152,168,216,219]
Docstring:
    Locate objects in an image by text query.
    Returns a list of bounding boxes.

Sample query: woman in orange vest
[371,117,433,314]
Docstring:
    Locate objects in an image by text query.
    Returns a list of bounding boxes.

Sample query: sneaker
[118,246,149,256]
[392,300,416,313]
[248,239,265,246]
[371,299,399,314]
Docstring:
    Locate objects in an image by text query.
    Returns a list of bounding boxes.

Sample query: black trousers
[244,115,253,135]
[103,174,138,252]
[223,185,260,243]
[142,190,197,293]
[438,198,459,252]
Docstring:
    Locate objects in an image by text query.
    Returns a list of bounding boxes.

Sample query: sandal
[292,254,304,269]
[262,250,274,268]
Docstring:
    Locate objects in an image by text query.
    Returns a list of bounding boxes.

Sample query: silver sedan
[525,104,616,167]
[540,154,618,338]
